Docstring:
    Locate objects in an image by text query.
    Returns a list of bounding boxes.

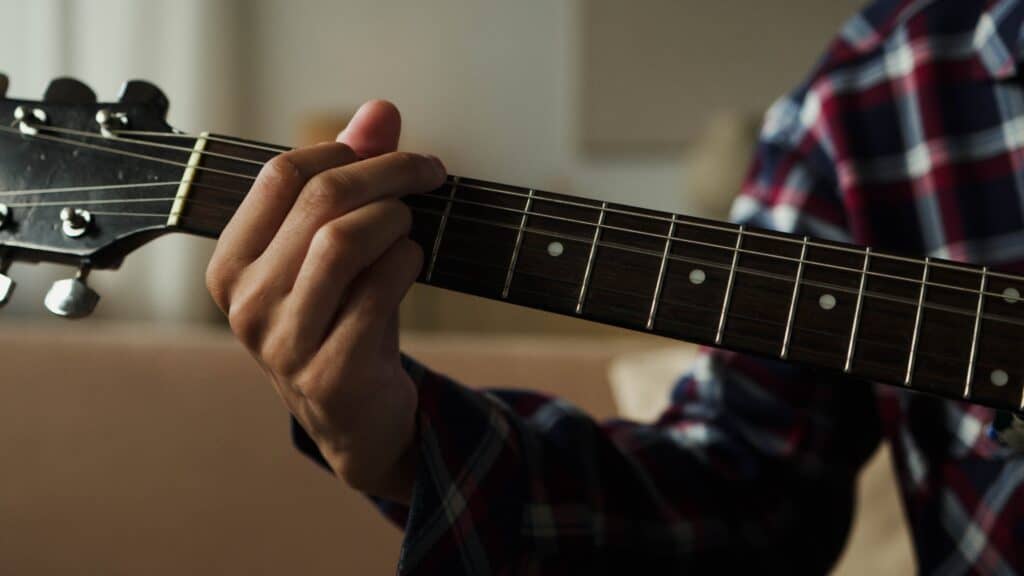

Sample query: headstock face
[0,76,186,270]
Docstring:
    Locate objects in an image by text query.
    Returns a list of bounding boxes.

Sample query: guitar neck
[174,134,1024,413]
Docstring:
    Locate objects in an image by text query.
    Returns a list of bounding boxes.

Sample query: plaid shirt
[294,0,1024,572]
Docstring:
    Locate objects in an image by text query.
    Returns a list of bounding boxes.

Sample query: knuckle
[260,329,304,377]
[225,286,268,348]
[304,169,362,212]
[260,155,303,189]
[311,221,355,260]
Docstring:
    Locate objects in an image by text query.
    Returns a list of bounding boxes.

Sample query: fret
[505,193,603,316]
[964,267,988,399]
[787,240,866,370]
[654,216,738,343]
[904,257,930,386]
[647,214,677,330]
[425,176,459,282]
[911,262,981,397]
[780,236,809,359]
[576,202,607,314]
[849,253,924,385]
[502,189,534,299]
[715,225,744,345]
[418,177,527,298]
[715,227,802,356]
[967,274,1024,410]
[844,248,871,373]
[585,202,673,329]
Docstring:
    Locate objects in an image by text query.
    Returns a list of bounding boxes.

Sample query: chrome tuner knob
[44,266,99,318]
[0,203,8,229]
[95,109,128,138]
[0,254,13,307]
[60,207,92,238]
[13,106,47,136]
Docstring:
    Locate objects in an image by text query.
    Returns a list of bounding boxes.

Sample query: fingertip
[337,100,402,158]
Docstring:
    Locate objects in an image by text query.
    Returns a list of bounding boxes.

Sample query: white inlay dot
[1003,287,1020,304]
[689,269,706,285]
[547,241,564,257]
[819,293,837,311]
[992,369,1010,387]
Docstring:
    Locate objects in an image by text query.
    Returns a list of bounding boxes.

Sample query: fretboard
[174,134,1024,413]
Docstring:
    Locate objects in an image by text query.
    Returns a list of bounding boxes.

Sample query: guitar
[2,77,1023,416]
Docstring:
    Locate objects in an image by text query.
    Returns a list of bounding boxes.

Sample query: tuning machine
[44,264,99,318]
[0,251,13,307]
[43,77,96,104]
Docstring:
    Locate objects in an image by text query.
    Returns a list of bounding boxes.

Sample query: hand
[206,101,446,503]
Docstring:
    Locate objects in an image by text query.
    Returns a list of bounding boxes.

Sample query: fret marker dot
[819,294,837,311]
[547,241,564,258]
[1003,287,1020,304]
[992,369,1010,387]
[688,269,706,285]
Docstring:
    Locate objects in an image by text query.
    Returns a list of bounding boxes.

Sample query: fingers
[251,151,445,285]
[265,199,414,367]
[306,237,423,400]
[207,142,357,311]
[338,100,402,159]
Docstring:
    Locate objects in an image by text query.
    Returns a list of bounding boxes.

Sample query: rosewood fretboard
[175,135,1024,413]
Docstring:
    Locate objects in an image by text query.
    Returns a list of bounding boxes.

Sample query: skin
[206,100,444,503]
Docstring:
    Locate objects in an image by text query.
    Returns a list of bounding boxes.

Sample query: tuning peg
[0,254,13,307]
[117,80,168,115]
[44,265,99,318]
[0,73,8,97]
[43,77,97,104]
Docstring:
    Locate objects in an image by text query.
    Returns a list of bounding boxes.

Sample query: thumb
[338,100,402,159]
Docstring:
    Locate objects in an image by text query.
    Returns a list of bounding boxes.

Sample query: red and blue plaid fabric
[294,0,1024,572]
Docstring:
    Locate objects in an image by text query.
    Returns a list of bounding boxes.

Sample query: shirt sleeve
[292,87,882,574]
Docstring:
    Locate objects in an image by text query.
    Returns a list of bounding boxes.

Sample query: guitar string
[1,123,1001,280]
[38,124,269,166]
[63,203,1024,375]
[1,174,1021,304]
[2,125,1022,297]
[398,236,1023,378]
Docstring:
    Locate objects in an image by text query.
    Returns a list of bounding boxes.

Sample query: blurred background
[1,1,911,574]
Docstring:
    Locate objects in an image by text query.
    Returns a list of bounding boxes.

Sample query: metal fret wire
[4,124,1024,298]
[904,257,930,386]
[425,176,458,282]
[647,214,677,330]
[502,189,534,299]
[576,202,607,314]
[781,236,808,359]
[964,267,988,399]
[845,248,871,373]
[715,226,744,345]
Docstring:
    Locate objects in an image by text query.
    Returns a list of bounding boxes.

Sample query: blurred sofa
[0,325,910,574]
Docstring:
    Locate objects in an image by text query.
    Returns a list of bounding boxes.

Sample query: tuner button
[117,80,169,115]
[60,207,92,238]
[14,106,47,135]
[0,73,8,97]
[0,203,8,229]
[43,77,97,104]
[44,267,99,319]
[0,255,13,307]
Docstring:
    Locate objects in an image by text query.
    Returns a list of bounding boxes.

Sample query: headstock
[0,75,185,317]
